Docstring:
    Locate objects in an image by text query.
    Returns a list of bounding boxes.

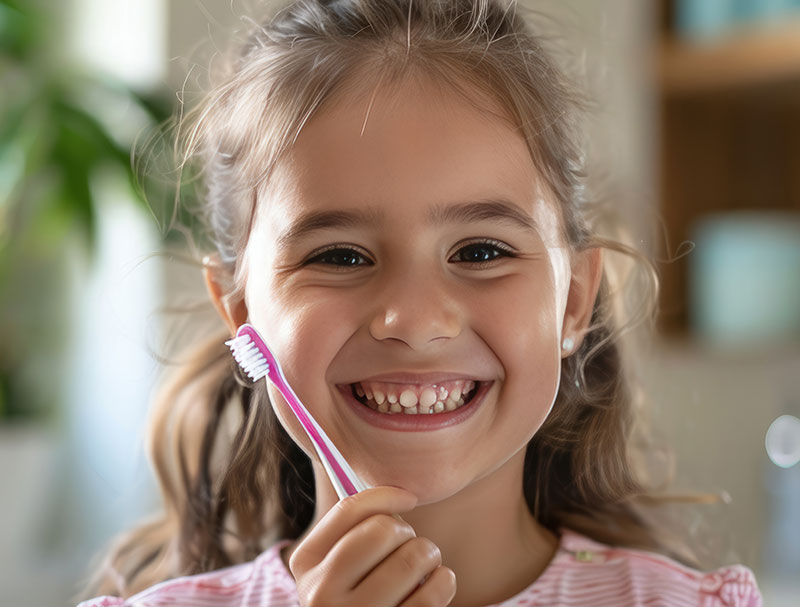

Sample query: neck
[299,451,560,607]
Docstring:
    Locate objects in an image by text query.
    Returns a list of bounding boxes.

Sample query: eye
[449,239,516,265]
[305,246,373,268]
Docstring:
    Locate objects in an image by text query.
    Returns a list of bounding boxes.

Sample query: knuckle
[412,537,442,564]
[297,571,339,607]
[442,566,458,597]
[302,584,325,607]
[331,492,359,516]
[330,488,373,518]
[397,547,419,577]
[287,543,320,579]
[414,567,457,607]
[397,538,441,577]
[370,513,414,539]
[287,550,304,578]
[356,514,414,550]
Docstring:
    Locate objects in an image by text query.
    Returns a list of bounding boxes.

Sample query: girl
[79,1,762,605]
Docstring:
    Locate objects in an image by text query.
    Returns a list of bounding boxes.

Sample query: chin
[360,465,472,505]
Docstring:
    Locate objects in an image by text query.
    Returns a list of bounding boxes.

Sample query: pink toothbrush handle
[236,324,362,497]
[273,379,359,496]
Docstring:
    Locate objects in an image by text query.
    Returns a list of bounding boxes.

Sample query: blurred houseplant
[0,0,175,422]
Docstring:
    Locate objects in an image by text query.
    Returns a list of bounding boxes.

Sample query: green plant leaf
[0,0,37,60]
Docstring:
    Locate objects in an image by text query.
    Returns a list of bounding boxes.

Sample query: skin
[205,75,603,606]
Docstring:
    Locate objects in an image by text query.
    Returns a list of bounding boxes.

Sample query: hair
[82,0,722,599]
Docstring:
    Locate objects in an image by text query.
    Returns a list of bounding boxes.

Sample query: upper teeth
[353,379,477,414]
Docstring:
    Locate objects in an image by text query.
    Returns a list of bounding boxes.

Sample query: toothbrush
[226,323,369,499]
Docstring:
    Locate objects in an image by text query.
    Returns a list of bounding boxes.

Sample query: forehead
[262,75,552,232]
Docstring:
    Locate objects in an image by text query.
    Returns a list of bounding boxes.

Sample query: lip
[336,380,493,432]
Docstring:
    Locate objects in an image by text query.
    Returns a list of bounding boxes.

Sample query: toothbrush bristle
[225,334,270,381]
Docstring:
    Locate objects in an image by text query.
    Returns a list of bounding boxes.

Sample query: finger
[352,537,444,605]
[289,487,418,575]
[398,566,457,607]
[322,513,417,591]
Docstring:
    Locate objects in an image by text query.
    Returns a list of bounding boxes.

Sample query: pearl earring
[562,336,575,353]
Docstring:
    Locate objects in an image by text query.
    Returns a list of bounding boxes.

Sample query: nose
[368,263,463,349]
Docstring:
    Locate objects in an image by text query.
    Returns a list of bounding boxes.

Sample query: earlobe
[203,255,248,336]
[560,247,603,356]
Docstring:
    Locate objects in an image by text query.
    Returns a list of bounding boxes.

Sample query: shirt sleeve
[699,564,763,607]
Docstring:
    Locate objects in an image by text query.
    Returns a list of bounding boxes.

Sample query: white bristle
[225,334,270,382]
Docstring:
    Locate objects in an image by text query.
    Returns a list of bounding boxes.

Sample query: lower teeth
[355,385,477,414]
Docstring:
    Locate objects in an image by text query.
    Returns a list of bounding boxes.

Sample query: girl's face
[235,79,595,504]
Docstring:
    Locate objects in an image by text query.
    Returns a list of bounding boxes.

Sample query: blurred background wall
[1,0,799,605]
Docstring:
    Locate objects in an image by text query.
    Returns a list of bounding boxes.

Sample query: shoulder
[76,541,298,607]
[515,528,762,607]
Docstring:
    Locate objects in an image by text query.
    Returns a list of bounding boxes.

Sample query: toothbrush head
[225,324,275,383]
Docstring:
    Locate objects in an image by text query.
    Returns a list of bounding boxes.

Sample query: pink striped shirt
[78,527,762,606]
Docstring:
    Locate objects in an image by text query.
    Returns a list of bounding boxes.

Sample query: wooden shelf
[655,2,800,334]
[660,21,800,95]
[655,13,800,333]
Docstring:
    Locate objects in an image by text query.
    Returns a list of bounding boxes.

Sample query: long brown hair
[83,0,718,598]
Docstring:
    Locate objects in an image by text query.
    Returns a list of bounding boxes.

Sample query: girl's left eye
[449,240,516,265]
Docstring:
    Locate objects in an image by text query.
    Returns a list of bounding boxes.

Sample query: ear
[560,247,603,357]
[203,255,249,337]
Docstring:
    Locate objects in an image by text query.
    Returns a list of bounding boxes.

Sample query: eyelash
[304,239,517,269]
[450,239,517,265]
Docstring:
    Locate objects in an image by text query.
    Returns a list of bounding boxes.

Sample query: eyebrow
[430,199,538,232]
[275,198,537,250]
[276,207,385,250]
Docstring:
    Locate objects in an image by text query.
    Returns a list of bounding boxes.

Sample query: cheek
[270,297,359,381]
[250,293,357,447]
[510,296,562,416]
[473,272,562,355]
[248,286,341,378]
[474,273,562,421]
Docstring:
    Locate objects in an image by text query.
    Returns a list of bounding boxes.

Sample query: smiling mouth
[349,380,482,415]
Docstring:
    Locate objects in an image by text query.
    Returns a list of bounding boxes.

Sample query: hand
[289,486,457,606]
